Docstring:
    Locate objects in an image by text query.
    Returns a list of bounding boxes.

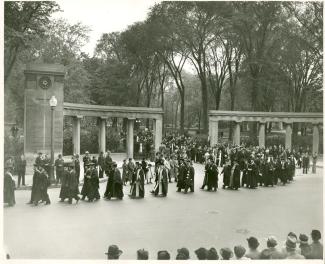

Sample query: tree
[4,1,60,83]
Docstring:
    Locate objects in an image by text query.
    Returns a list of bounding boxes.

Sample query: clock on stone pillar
[24,64,65,169]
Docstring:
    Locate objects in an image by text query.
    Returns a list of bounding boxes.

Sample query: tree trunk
[201,79,209,134]
[180,91,185,134]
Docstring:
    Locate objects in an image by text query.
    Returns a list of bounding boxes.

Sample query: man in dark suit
[54,154,64,185]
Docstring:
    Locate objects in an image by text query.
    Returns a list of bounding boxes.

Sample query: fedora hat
[105,245,122,257]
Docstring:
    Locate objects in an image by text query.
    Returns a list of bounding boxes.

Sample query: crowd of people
[3,133,320,206]
[105,230,323,259]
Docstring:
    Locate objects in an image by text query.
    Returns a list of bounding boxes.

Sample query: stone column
[127,118,135,158]
[312,123,320,154]
[258,122,266,148]
[73,116,82,155]
[233,121,241,146]
[209,119,219,147]
[154,118,163,152]
[285,123,292,151]
[98,117,107,153]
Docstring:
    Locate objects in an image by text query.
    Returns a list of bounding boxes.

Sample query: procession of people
[3,133,317,207]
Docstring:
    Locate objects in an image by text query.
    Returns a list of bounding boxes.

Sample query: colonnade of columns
[71,116,163,158]
[209,120,321,154]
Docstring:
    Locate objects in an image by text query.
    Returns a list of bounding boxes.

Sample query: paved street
[4,164,323,260]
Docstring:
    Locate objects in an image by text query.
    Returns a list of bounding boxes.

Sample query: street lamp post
[49,95,57,184]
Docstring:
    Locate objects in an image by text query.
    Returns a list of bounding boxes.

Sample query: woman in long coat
[129,162,145,198]
[4,165,15,206]
[59,164,70,201]
[88,164,100,201]
[81,163,92,200]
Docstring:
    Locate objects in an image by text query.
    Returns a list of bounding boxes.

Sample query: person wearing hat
[137,249,148,260]
[246,158,258,189]
[157,250,170,260]
[29,163,51,205]
[67,162,80,204]
[220,247,233,260]
[126,158,136,185]
[202,156,218,191]
[80,162,92,201]
[206,247,219,260]
[35,152,43,167]
[176,247,189,260]
[284,235,304,259]
[260,236,284,259]
[309,229,323,259]
[245,236,261,259]
[194,247,207,260]
[129,162,145,198]
[104,162,124,200]
[54,154,64,185]
[105,245,123,259]
[4,163,15,206]
[234,245,249,260]
[152,159,168,197]
[299,234,311,258]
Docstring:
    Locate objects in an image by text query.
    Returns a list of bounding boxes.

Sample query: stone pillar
[154,118,163,152]
[233,121,241,146]
[279,122,283,130]
[72,116,82,155]
[127,118,135,158]
[98,117,107,153]
[312,123,320,154]
[24,64,65,172]
[209,119,219,147]
[285,123,292,151]
[258,122,266,148]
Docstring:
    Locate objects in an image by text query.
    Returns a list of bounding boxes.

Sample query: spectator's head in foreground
[311,230,321,242]
[194,247,207,260]
[234,245,246,259]
[207,247,219,260]
[176,247,190,260]
[137,249,148,260]
[220,247,233,260]
[105,245,123,259]
[157,250,170,260]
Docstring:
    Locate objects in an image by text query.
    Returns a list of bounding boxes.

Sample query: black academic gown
[4,171,15,206]
[130,168,145,198]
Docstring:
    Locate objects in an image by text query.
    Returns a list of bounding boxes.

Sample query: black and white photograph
[2,0,324,261]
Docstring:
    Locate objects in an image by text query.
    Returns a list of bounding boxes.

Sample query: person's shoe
[60,199,64,202]
[45,201,51,205]
[34,201,38,206]
[27,201,33,204]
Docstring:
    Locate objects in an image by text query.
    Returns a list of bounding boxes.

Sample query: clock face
[38,76,52,90]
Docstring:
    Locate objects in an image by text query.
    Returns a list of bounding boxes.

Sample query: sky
[53,0,162,56]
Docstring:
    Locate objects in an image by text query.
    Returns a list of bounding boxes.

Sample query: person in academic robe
[66,163,80,203]
[43,154,51,178]
[152,159,168,196]
[122,159,128,185]
[263,157,274,187]
[59,164,70,202]
[4,164,15,206]
[80,163,92,201]
[129,162,145,198]
[31,164,51,205]
[221,158,232,189]
[279,158,288,185]
[185,159,194,193]
[302,152,309,174]
[229,159,241,190]
[127,158,135,185]
[98,152,104,178]
[54,154,64,185]
[104,162,123,200]
[207,157,218,191]
[88,163,100,202]
[83,151,91,171]
[177,159,187,192]
[74,154,81,183]
[247,158,258,189]
[104,151,113,176]
[141,158,149,184]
